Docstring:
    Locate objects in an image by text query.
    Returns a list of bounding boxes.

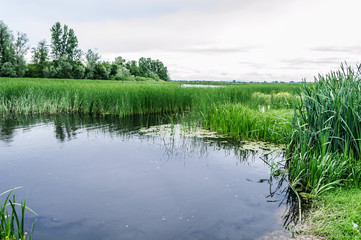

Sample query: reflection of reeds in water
[1,115,304,233]
[0,113,172,143]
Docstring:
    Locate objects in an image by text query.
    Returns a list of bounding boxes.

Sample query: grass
[0,77,299,121]
[304,187,361,239]
[0,188,37,240]
[197,103,293,143]
[286,64,361,198]
[4,72,361,239]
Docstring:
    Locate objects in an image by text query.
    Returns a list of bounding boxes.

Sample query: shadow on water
[0,114,302,239]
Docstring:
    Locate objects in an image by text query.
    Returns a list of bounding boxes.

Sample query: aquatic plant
[198,103,293,143]
[0,188,37,240]
[287,63,361,196]
[0,78,299,117]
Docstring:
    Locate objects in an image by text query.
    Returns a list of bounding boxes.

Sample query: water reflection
[0,114,299,240]
[0,114,170,143]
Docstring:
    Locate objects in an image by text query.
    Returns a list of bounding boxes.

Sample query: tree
[49,22,85,79]
[0,21,14,69]
[113,56,126,67]
[0,62,16,77]
[12,32,29,77]
[13,55,27,77]
[109,56,131,80]
[14,32,29,57]
[50,22,81,61]
[114,65,131,81]
[43,65,57,78]
[85,49,100,79]
[72,61,85,79]
[55,55,73,78]
[152,60,170,81]
[28,40,50,78]
[0,21,29,77]
[32,40,49,65]
[125,60,140,76]
[93,61,110,80]
[138,57,152,77]
[136,57,170,81]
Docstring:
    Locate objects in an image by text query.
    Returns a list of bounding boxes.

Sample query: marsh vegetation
[1,64,361,239]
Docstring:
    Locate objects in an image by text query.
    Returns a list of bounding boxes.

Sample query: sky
[1,0,361,82]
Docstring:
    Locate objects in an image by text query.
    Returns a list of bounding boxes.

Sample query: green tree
[136,57,170,81]
[72,61,85,79]
[27,40,49,77]
[125,60,140,76]
[32,39,49,65]
[0,62,16,77]
[93,61,110,80]
[13,32,29,77]
[14,32,29,57]
[113,56,126,66]
[0,21,29,77]
[152,59,169,81]
[55,55,73,78]
[109,56,131,80]
[114,65,131,80]
[138,57,151,77]
[43,64,57,78]
[49,22,85,79]
[50,22,81,61]
[85,49,100,79]
[0,21,14,70]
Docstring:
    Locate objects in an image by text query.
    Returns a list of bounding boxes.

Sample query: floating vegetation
[240,140,285,155]
[138,124,225,139]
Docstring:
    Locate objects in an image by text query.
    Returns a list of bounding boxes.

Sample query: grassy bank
[303,187,361,239]
[2,73,360,239]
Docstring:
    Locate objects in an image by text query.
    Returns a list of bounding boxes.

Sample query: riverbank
[0,74,359,239]
[297,187,361,239]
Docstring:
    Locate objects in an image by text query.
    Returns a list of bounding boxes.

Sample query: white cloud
[1,0,361,81]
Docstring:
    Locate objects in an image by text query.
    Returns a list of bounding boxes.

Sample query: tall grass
[0,78,299,117]
[0,188,37,240]
[287,63,361,196]
[198,103,293,143]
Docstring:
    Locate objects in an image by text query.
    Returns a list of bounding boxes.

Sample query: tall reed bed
[0,78,299,117]
[287,64,361,197]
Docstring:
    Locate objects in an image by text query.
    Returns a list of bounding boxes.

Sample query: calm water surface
[0,115,293,240]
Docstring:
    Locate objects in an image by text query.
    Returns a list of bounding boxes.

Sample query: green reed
[0,78,299,117]
[196,103,293,143]
[0,188,37,240]
[287,63,361,197]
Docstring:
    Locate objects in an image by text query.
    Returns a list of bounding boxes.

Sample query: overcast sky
[1,0,361,81]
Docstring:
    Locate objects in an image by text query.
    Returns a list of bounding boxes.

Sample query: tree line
[0,21,170,81]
